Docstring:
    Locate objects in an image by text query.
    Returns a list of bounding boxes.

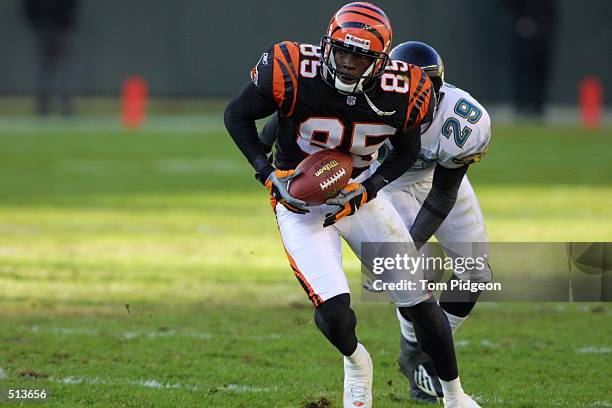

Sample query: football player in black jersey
[224,3,480,407]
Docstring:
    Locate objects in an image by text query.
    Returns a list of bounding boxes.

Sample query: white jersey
[381,83,491,184]
[375,85,491,283]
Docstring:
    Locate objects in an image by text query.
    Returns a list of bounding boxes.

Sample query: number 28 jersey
[250,41,435,171]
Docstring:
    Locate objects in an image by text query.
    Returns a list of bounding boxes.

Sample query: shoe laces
[350,385,367,400]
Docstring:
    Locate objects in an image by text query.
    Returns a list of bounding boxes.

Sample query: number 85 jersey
[250,41,435,172]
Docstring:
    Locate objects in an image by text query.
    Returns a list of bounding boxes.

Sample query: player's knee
[315,293,355,330]
[314,293,357,355]
[398,298,449,336]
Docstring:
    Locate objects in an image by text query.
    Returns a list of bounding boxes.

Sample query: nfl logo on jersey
[346,95,356,106]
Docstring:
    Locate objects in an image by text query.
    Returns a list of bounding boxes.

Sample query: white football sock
[440,376,464,399]
[444,311,467,333]
[396,308,417,343]
[397,307,468,344]
[346,343,369,367]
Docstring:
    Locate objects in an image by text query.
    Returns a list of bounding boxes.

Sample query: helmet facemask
[320,35,389,95]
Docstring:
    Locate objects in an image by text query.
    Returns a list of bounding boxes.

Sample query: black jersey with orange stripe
[250,41,435,172]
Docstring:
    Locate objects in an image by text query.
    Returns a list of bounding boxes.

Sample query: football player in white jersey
[375,41,492,403]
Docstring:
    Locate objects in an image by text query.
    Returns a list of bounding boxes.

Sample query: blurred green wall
[0,0,609,104]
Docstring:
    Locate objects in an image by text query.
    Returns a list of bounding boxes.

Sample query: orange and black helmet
[321,2,393,94]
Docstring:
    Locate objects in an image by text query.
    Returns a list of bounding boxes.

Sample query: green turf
[0,118,611,407]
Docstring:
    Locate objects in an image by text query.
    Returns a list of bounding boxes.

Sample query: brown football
[288,150,353,206]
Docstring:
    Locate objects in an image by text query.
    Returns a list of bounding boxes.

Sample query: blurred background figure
[502,0,558,120]
[23,0,80,116]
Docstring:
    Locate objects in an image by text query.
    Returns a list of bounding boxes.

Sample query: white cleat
[443,394,481,408]
[343,346,373,408]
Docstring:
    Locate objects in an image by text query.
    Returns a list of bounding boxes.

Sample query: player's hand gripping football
[323,183,368,227]
[265,169,309,214]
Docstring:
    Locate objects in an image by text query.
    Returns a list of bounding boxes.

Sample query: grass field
[0,116,611,407]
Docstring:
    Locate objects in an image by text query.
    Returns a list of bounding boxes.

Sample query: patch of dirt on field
[303,397,333,408]
[18,369,49,379]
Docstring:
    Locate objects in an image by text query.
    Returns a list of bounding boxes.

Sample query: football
[288,149,353,206]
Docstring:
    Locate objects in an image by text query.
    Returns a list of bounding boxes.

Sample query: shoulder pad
[250,41,301,116]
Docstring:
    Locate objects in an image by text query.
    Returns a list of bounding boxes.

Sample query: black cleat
[398,335,444,404]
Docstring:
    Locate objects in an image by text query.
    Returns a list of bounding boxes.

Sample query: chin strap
[364,92,396,116]
[329,51,368,94]
[325,48,396,117]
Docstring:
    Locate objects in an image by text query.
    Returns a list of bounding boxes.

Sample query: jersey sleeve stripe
[278,42,300,115]
[279,41,300,75]
[409,69,428,105]
[271,58,286,109]
[275,57,297,116]
[403,68,428,128]
[408,86,433,125]
[274,43,299,116]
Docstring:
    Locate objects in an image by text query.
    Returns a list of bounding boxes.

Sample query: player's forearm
[363,127,421,197]
[410,165,468,247]
[224,83,277,182]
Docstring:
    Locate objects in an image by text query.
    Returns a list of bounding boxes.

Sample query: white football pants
[274,170,430,307]
[380,168,492,283]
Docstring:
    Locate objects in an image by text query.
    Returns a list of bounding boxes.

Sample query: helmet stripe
[344,3,389,20]
[337,10,388,27]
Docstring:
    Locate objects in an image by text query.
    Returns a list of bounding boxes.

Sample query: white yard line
[575,347,612,354]
[479,339,500,348]
[19,372,612,405]
[31,325,98,335]
[135,379,195,390]
[0,367,7,380]
[450,339,503,348]
[218,384,276,393]
[28,325,281,341]
[50,375,273,393]
[475,396,610,407]
[58,376,107,385]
